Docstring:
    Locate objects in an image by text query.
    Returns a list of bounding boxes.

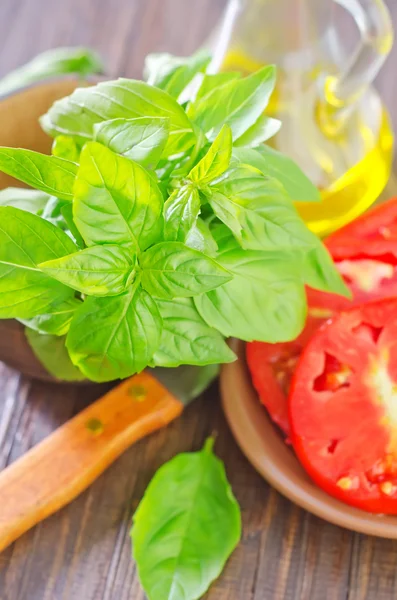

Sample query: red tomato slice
[307,198,397,313]
[289,298,397,514]
[246,314,325,438]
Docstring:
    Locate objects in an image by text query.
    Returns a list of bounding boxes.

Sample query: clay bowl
[221,339,397,537]
[0,78,90,383]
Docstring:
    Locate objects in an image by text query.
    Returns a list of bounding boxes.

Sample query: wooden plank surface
[0,1,397,599]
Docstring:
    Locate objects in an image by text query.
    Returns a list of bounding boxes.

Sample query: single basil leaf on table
[0,148,77,201]
[140,241,232,300]
[60,203,85,248]
[144,49,211,99]
[187,65,276,141]
[185,217,218,256]
[234,114,281,147]
[188,124,232,186]
[210,167,318,251]
[0,47,104,97]
[52,135,80,162]
[20,298,82,336]
[195,225,307,342]
[94,117,169,168]
[0,207,77,318]
[26,329,85,382]
[194,72,241,102]
[164,185,201,242]
[40,245,137,297]
[73,142,163,250]
[66,282,162,382]
[232,146,321,202]
[152,297,236,367]
[0,187,52,214]
[131,438,241,600]
[41,78,196,157]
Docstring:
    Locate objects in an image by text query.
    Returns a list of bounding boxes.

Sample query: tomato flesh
[289,299,397,513]
[246,314,324,438]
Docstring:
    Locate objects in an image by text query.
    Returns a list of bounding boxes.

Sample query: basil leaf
[60,204,85,248]
[195,226,306,342]
[300,240,351,297]
[164,185,201,242]
[52,135,80,162]
[195,72,241,102]
[210,168,318,251]
[234,114,281,147]
[74,142,163,250]
[185,218,218,256]
[0,47,104,97]
[145,50,211,99]
[188,65,276,141]
[131,438,241,600]
[40,245,137,297]
[0,187,51,214]
[0,148,77,201]
[66,283,162,382]
[26,329,85,382]
[233,146,321,202]
[188,124,232,186]
[41,78,196,157]
[0,207,77,318]
[94,117,169,168]
[20,298,82,336]
[152,297,236,367]
[141,242,232,299]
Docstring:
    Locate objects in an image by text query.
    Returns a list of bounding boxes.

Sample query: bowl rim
[221,338,397,538]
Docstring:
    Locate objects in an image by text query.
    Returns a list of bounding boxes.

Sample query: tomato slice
[307,198,397,313]
[289,298,397,513]
[246,314,325,438]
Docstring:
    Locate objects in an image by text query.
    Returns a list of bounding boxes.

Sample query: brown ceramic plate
[221,338,397,538]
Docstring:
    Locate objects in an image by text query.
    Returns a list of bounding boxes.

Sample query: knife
[0,364,218,553]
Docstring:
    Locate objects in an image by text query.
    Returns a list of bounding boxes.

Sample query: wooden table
[0,1,397,598]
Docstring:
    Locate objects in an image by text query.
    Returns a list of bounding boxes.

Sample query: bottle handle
[326,0,393,111]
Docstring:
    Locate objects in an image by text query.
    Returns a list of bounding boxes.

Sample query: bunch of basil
[0,50,347,383]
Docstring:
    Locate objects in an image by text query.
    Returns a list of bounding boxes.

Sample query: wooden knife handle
[0,372,183,553]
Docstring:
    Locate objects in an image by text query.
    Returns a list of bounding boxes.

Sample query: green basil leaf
[94,117,169,168]
[0,47,104,97]
[300,240,351,297]
[195,72,241,102]
[210,168,318,251]
[131,438,241,600]
[0,207,77,318]
[67,283,162,382]
[0,148,77,201]
[164,185,201,242]
[60,204,85,248]
[234,114,281,147]
[185,218,218,256]
[41,78,196,157]
[20,298,82,336]
[40,245,137,297]
[188,65,276,141]
[74,142,163,250]
[40,196,68,229]
[0,187,52,214]
[26,329,86,382]
[141,242,232,299]
[145,50,211,99]
[188,124,232,186]
[233,146,321,202]
[52,135,80,162]
[152,297,236,367]
[195,226,307,342]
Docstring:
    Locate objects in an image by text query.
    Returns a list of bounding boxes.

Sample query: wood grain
[0,0,396,599]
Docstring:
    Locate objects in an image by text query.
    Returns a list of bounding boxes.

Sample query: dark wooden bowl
[0,78,89,382]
